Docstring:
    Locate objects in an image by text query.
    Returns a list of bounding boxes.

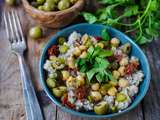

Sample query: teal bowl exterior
[39,23,151,118]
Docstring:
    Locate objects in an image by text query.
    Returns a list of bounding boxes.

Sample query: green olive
[52,88,63,98]
[58,58,65,64]
[59,45,69,54]
[87,95,94,103]
[43,2,55,11]
[58,37,66,45]
[100,84,112,95]
[94,101,109,115]
[46,78,56,88]
[59,86,67,93]
[121,43,131,54]
[70,0,77,4]
[58,0,70,11]
[37,0,45,5]
[111,106,118,113]
[116,93,127,102]
[29,26,42,39]
[53,0,60,4]
[5,0,16,6]
[38,6,44,10]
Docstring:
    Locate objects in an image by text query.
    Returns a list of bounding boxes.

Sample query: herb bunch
[82,0,160,45]
[76,30,116,83]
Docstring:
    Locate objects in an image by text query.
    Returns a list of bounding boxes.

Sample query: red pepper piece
[48,45,59,56]
[94,36,102,41]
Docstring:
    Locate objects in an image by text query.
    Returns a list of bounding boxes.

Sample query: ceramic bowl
[39,23,150,118]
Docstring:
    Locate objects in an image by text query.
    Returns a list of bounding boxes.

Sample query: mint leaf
[86,68,99,82]
[98,50,113,57]
[101,29,110,41]
[81,12,97,24]
[123,5,139,17]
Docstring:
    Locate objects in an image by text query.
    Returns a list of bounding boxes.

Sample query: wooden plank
[0,19,25,120]
[141,40,160,120]
[0,4,58,120]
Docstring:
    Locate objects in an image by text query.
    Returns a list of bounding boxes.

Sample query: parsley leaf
[101,29,110,41]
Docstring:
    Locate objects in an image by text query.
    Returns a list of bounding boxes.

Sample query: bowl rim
[39,23,151,118]
[22,0,84,15]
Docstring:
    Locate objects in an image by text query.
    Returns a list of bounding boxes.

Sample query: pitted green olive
[52,88,63,98]
[94,101,109,115]
[121,43,131,54]
[46,78,56,88]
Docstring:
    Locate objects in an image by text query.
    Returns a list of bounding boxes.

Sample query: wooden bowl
[22,0,85,28]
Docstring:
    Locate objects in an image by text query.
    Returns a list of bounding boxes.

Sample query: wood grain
[0,1,160,120]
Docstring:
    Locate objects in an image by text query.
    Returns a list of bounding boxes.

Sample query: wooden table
[0,1,160,120]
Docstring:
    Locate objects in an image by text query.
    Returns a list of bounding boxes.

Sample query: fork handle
[18,54,44,120]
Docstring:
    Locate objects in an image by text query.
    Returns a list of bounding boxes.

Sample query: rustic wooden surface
[0,1,160,120]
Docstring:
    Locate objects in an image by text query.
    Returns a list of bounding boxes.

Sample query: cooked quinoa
[43,31,144,115]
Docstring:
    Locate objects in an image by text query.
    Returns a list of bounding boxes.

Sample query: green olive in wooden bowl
[22,0,84,28]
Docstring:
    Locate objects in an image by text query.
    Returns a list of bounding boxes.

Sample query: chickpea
[76,75,85,86]
[91,83,100,91]
[119,57,129,66]
[100,84,112,95]
[67,56,75,68]
[118,66,126,76]
[80,51,87,58]
[130,56,139,65]
[109,81,118,87]
[91,91,102,102]
[61,70,70,81]
[66,76,76,87]
[96,42,104,49]
[118,78,129,88]
[110,38,120,47]
[81,34,89,45]
[79,45,87,51]
[107,87,117,96]
[73,47,81,57]
[112,70,120,79]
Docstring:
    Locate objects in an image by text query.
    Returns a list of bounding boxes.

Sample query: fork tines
[3,10,25,43]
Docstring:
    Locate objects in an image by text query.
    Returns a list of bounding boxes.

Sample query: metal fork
[3,10,44,120]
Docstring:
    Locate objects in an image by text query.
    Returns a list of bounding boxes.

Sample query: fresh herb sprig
[82,0,160,45]
[76,43,115,83]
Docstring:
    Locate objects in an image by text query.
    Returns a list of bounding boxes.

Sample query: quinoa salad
[43,29,144,115]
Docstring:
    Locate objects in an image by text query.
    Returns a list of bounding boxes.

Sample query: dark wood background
[0,0,160,120]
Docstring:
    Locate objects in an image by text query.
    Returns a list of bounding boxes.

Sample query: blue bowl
[39,23,151,118]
